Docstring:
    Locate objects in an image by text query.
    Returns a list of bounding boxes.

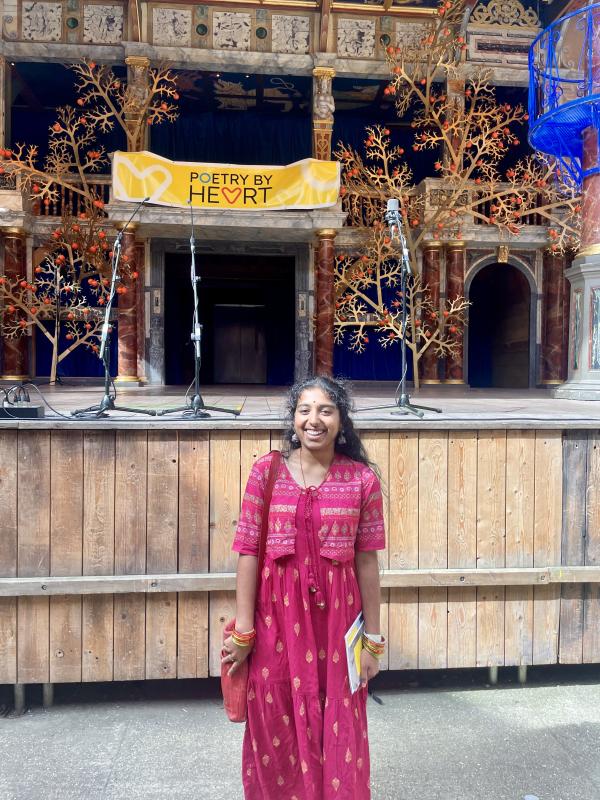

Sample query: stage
[1,381,600,693]
[2,382,600,428]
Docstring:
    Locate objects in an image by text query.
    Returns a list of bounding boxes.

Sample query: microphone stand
[157,202,240,418]
[361,205,442,418]
[72,198,156,418]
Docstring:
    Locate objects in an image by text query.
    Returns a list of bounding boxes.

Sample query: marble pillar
[445,241,466,383]
[421,242,443,384]
[135,240,147,384]
[312,68,335,161]
[116,226,139,382]
[541,251,568,384]
[314,229,336,377]
[1,229,29,379]
[554,23,600,399]
[0,57,6,150]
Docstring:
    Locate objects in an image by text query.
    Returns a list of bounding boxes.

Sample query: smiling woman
[223,375,386,800]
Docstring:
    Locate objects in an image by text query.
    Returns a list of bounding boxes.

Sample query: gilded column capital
[2,227,27,238]
[316,228,338,239]
[312,67,336,80]
[114,222,139,234]
[445,240,466,250]
[125,55,150,69]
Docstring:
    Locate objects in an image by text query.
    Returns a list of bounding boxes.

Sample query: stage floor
[4,382,600,428]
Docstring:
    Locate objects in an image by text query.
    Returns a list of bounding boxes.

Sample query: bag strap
[256,450,282,584]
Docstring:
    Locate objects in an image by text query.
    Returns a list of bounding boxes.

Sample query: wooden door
[213,305,267,383]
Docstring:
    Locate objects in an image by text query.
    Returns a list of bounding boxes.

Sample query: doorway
[164,253,295,385]
[468,263,532,388]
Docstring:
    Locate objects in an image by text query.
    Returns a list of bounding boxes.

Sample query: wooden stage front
[1,384,600,692]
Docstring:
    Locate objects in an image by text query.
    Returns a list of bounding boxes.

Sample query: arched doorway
[467,262,533,388]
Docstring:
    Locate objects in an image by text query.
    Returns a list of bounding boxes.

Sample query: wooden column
[116,226,139,383]
[314,229,336,377]
[135,240,146,384]
[421,241,443,384]
[445,241,466,383]
[541,251,569,385]
[312,68,335,161]
[1,229,29,379]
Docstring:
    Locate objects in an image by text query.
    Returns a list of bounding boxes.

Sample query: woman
[223,376,386,799]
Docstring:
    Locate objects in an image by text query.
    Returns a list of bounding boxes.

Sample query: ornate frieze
[151,6,192,46]
[22,0,62,41]
[271,14,310,54]
[470,0,540,28]
[83,3,123,43]
[336,17,376,58]
[394,19,430,47]
[467,0,540,66]
[212,11,252,50]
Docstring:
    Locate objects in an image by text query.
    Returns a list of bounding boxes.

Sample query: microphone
[383,197,412,276]
[384,197,399,222]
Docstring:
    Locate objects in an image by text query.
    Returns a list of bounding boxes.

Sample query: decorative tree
[334,227,469,389]
[334,0,581,383]
[0,61,178,383]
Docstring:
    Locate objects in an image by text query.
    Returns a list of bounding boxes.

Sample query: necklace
[299,450,308,488]
[298,449,332,490]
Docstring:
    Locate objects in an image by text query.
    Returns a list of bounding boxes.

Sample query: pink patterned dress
[232,452,386,800]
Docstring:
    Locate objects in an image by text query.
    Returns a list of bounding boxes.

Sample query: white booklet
[344,611,365,694]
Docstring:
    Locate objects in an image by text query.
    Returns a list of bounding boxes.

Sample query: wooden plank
[559,431,587,663]
[476,431,506,667]
[0,430,18,576]
[586,431,600,565]
[209,431,241,676]
[504,430,534,667]
[0,598,17,683]
[82,431,115,682]
[114,431,147,681]
[584,432,600,662]
[0,430,17,683]
[270,429,285,453]
[6,565,600,597]
[50,431,83,683]
[146,431,178,680]
[388,432,419,670]
[418,432,448,669]
[447,432,477,669]
[362,431,390,669]
[533,431,562,664]
[17,431,51,684]
[177,431,210,679]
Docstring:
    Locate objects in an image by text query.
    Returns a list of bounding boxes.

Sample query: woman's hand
[221,634,254,677]
[359,649,380,689]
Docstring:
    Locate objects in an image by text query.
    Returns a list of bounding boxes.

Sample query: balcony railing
[342,179,548,228]
[31,176,112,218]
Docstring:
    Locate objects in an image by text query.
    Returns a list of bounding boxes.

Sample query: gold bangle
[362,633,385,659]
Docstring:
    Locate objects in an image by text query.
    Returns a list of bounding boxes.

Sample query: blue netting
[529,3,600,185]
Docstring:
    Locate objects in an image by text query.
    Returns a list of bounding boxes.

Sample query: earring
[338,430,346,445]
[291,432,299,444]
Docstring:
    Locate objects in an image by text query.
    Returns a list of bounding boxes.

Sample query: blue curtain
[35,323,118,380]
[151,111,311,166]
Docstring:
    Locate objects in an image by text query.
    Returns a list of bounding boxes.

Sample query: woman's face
[293,387,341,454]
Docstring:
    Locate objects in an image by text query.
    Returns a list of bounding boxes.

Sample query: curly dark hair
[282,376,372,468]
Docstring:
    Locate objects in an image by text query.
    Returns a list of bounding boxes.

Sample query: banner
[112,151,340,211]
